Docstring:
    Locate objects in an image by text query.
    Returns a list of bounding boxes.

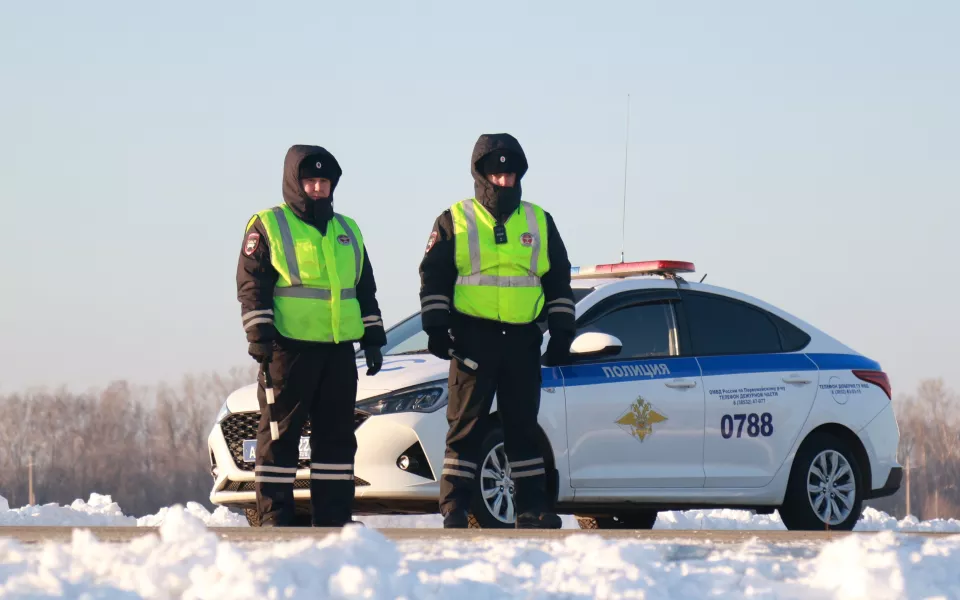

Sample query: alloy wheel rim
[480,442,516,524]
[806,449,856,526]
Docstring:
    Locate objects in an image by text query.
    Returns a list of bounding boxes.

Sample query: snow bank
[653,506,960,532]
[853,507,960,533]
[135,502,247,528]
[3,493,960,532]
[0,494,245,528]
[1,512,959,598]
[0,494,135,527]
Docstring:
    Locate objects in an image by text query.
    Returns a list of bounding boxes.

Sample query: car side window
[576,301,677,360]
[681,292,782,355]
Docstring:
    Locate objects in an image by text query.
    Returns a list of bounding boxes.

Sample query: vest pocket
[295,240,322,280]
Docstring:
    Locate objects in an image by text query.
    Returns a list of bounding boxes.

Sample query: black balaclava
[280,144,343,234]
[470,133,529,220]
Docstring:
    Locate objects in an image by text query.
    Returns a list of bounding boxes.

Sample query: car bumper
[865,466,903,500]
[207,409,447,512]
[858,402,902,495]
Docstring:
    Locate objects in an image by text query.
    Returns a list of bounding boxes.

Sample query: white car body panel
[700,353,820,488]
[563,355,706,488]
[859,403,901,489]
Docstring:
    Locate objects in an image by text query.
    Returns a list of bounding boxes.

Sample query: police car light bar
[570,260,696,279]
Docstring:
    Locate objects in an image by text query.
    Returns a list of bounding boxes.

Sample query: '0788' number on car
[720,413,773,439]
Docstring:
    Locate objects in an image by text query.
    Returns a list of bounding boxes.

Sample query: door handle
[665,379,697,389]
[782,375,812,385]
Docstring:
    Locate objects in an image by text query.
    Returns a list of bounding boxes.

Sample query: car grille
[223,478,370,492]
[221,411,371,471]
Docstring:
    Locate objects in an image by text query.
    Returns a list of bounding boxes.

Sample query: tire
[779,432,864,531]
[576,511,658,530]
[468,427,516,529]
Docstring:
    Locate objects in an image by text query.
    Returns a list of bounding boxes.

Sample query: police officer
[418,133,577,529]
[237,144,386,527]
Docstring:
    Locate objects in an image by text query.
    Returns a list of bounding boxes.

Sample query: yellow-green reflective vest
[249,204,365,343]
[450,198,550,324]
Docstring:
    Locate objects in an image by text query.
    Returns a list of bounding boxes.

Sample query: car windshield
[356,287,595,357]
[382,313,430,356]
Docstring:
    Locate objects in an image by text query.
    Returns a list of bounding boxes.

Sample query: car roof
[571,276,679,291]
[574,275,786,313]
[571,274,859,356]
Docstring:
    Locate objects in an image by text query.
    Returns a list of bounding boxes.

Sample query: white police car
[208,260,902,530]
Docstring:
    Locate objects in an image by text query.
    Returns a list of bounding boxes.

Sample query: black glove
[248,341,273,363]
[426,327,453,361]
[544,331,574,366]
[364,346,383,376]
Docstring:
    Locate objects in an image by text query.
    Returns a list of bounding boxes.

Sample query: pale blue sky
[1,1,957,396]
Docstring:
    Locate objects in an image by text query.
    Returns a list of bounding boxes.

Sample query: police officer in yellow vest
[237,144,386,527]
[418,133,577,529]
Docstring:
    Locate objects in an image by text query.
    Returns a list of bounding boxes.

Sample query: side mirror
[569,332,622,358]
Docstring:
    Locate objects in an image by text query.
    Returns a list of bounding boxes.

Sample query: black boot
[442,509,469,529]
[516,511,562,529]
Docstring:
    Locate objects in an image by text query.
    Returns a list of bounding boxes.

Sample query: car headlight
[215,400,232,424]
[355,380,448,415]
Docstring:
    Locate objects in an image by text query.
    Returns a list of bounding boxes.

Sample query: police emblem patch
[425,231,438,253]
[337,234,351,245]
[243,232,260,256]
[520,232,535,246]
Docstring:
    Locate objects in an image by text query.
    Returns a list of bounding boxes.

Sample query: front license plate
[242,437,310,463]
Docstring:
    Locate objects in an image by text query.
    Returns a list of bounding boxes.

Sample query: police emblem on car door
[561,292,706,489]
[616,396,668,442]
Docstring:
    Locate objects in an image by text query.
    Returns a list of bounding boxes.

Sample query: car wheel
[779,432,864,531]
[575,511,658,529]
[468,427,516,529]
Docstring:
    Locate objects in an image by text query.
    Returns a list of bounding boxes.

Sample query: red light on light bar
[595,260,695,274]
[570,260,696,279]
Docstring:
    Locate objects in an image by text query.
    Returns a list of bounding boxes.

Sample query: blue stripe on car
[697,353,818,376]
[806,353,881,371]
[541,353,881,388]
[554,357,701,388]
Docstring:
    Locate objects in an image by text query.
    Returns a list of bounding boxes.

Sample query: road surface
[2,526,957,544]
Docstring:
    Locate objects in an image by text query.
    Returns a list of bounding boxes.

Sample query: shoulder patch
[243,232,261,256]
[425,230,438,254]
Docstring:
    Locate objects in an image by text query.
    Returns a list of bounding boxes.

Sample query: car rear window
[769,312,811,352]
[682,292,783,356]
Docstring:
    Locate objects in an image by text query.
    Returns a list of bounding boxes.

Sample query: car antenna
[619,93,630,264]
[699,274,708,283]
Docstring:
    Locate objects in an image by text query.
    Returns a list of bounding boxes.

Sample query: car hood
[224,353,449,414]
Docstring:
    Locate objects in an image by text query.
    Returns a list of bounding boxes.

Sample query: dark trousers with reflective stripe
[439,316,548,517]
[255,339,358,526]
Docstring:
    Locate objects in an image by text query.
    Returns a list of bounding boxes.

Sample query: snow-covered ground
[3,493,960,533]
[1,504,960,598]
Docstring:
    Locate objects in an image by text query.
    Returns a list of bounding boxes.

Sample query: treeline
[0,370,957,520]
[0,366,255,516]
[869,378,960,521]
